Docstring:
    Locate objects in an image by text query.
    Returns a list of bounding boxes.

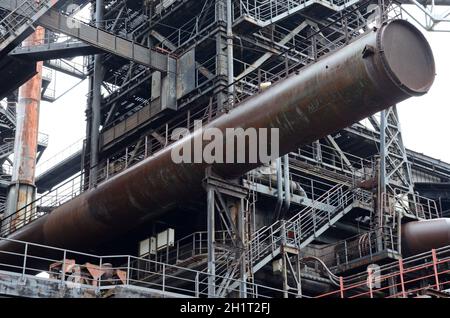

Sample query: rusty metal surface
[11,26,45,186]
[402,218,450,256]
[1,20,436,251]
[5,26,45,234]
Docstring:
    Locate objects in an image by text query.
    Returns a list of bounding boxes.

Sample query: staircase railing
[316,244,450,298]
[0,0,56,48]
[247,184,352,266]
[148,230,233,266]
[317,228,400,270]
[392,189,440,220]
[36,137,83,177]
[4,105,16,124]
[0,141,14,159]
[233,0,361,27]
[0,236,305,298]
[208,183,371,295]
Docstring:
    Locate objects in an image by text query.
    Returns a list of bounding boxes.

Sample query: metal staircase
[0,105,15,131]
[210,184,372,296]
[0,141,14,160]
[233,0,361,28]
[0,0,62,57]
[248,185,370,271]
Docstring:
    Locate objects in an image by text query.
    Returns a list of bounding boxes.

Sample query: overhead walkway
[35,138,84,193]
[233,0,362,32]
[0,0,62,58]
[0,1,172,71]
[0,0,173,98]
[35,149,82,193]
[10,40,101,61]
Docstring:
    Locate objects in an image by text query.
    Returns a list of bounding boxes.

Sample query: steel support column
[207,181,216,298]
[89,0,105,188]
[238,197,247,297]
[215,0,229,112]
[226,0,234,107]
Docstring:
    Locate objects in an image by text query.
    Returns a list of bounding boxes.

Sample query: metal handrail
[36,138,84,177]
[233,0,361,26]
[316,227,400,270]
[0,236,307,298]
[392,188,440,220]
[316,244,450,298]
[244,184,367,274]
[0,141,14,158]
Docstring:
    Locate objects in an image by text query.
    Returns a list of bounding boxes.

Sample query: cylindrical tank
[402,219,450,256]
[1,20,436,252]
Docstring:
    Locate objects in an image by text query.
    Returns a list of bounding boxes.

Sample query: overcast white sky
[36,9,450,167]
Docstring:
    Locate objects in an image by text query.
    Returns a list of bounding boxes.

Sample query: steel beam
[89,0,105,189]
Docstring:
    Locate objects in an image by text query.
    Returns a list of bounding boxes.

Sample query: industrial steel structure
[0,0,449,298]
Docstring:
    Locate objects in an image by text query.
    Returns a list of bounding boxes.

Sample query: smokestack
[0,20,436,252]
[5,26,45,233]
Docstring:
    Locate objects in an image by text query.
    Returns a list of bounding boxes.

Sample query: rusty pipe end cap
[378,19,436,96]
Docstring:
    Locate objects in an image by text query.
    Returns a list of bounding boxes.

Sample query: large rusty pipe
[1,20,436,251]
[13,27,44,185]
[5,26,44,222]
[402,219,450,256]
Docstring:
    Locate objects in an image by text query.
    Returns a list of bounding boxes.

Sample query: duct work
[0,20,438,254]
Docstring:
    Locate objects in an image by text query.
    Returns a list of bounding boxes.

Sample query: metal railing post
[339,276,344,298]
[162,263,166,293]
[312,211,316,236]
[195,272,200,297]
[344,240,348,264]
[390,228,394,251]
[106,158,109,179]
[126,256,130,285]
[432,249,440,291]
[61,249,66,285]
[22,243,28,279]
[398,259,406,298]
[193,233,196,256]
[144,136,148,158]
[98,256,103,289]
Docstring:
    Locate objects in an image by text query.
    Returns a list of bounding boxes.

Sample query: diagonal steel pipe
[0,20,436,252]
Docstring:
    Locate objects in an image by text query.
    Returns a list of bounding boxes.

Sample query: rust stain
[15,26,44,185]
